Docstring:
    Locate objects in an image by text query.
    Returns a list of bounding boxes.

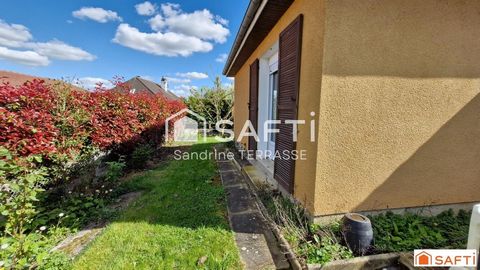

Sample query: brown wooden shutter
[248,59,259,152]
[274,15,303,193]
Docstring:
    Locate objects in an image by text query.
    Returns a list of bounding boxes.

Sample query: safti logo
[415,251,432,265]
[414,249,477,267]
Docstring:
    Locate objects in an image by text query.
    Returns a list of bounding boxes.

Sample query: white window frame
[267,52,278,153]
[257,42,279,159]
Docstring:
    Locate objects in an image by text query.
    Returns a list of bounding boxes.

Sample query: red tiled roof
[0,70,85,91]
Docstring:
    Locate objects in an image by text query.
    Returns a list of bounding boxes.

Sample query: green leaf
[0,147,12,159]
[392,236,402,242]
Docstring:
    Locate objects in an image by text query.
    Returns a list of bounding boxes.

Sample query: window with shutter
[274,15,303,193]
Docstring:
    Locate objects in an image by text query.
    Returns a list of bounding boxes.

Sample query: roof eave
[223,0,294,77]
[223,0,264,76]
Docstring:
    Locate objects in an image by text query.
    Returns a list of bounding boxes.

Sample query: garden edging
[228,148,303,270]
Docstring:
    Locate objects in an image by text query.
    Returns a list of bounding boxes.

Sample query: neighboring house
[112,76,180,101]
[223,0,480,222]
[0,70,84,91]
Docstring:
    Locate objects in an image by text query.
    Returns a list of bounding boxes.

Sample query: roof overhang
[223,0,294,77]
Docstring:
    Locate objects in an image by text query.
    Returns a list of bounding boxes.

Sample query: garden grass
[72,140,242,269]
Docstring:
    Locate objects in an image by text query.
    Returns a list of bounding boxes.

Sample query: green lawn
[72,141,242,269]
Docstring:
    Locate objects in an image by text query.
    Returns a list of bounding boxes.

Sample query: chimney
[160,77,168,91]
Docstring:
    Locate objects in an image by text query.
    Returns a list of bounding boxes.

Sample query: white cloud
[73,77,113,90]
[0,46,50,66]
[161,3,181,17]
[0,19,95,66]
[148,14,166,31]
[171,83,197,97]
[215,53,228,63]
[26,40,96,61]
[174,84,193,90]
[135,1,157,16]
[72,7,122,23]
[165,76,190,83]
[113,23,212,57]
[115,3,229,57]
[0,20,33,48]
[170,90,188,97]
[150,4,229,43]
[215,15,229,26]
[176,72,208,79]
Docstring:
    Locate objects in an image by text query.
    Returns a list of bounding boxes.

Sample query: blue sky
[0,0,248,96]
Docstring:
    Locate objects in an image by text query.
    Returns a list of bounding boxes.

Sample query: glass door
[267,70,278,157]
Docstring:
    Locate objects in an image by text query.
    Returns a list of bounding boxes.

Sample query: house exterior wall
[233,0,325,213]
[315,0,480,216]
[234,0,480,218]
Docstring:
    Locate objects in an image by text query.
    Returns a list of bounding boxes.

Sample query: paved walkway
[216,148,290,270]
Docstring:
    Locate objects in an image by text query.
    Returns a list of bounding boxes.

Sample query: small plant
[301,234,353,265]
[0,148,48,268]
[369,210,470,252]
[105,159,126,182]
[301,223,353,264]
[257,185,352,265]
[30,188,119,231]
[0,226,72,269]
[129,144,155,169]
[258,182,472,267]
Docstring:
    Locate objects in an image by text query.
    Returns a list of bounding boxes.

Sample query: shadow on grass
[72,140,243,269]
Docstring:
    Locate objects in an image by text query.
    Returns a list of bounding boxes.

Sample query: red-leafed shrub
[0,78,187,267]
[0,81,59,156]
[0,78,185,174]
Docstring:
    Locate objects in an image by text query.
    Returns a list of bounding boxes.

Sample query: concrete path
[216,150,290,270]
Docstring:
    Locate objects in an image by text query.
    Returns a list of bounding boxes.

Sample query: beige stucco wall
[234,0,480,217]
[315,0,480,216]
[233,0,325,213]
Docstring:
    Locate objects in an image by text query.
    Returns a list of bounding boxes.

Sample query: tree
[185,76,233,129]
